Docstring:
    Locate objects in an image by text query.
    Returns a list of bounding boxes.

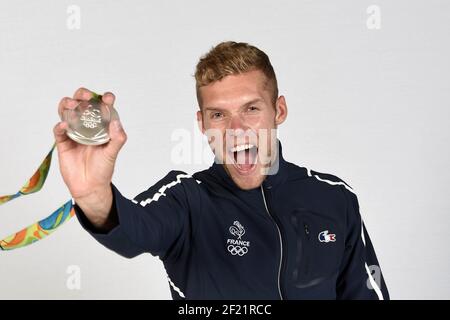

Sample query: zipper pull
[304,223,310,237]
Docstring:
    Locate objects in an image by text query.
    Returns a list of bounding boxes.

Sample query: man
[54,41,389,299]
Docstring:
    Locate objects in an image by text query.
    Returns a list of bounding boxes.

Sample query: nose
[227,115,251,148]
[229,113,247,131]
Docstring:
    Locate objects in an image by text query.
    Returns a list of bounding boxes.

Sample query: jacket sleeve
[336,187,390,300]
[74,170,197,261]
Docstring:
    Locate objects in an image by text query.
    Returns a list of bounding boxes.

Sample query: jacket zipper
[303,222,311,275]
[260,185,284,300]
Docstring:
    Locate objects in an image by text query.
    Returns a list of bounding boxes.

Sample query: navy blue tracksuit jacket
[75,141,389,300]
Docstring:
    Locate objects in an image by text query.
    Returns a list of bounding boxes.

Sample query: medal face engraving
[64,97,117,146]
[80,107,102,129]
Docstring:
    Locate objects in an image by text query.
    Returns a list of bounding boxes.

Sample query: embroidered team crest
[318,230,336,243]
[226,221,250,256]
[229,220,245,239]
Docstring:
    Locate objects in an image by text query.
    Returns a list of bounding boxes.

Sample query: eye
[247,105,259,112]
[211,112,223,119]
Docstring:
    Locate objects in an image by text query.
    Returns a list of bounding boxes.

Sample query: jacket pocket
[290,208,344,288]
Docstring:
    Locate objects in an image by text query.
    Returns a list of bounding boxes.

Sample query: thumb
[105,120,127,158]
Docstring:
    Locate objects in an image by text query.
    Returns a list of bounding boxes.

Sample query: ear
[275,95,288,126]
[196,110,206,134]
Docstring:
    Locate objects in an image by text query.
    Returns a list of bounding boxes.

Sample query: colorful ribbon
[0,142,75,250]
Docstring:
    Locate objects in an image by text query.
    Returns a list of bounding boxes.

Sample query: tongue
[235,148,257,171]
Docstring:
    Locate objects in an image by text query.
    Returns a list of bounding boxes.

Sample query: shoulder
[287,163,359,204]
[160,170,201,186]
[303,167,362,217]
[306,168,355,194]
[299,168,365,233]
[132,170,201,205]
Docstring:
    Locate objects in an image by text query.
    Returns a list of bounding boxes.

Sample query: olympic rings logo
[227,244,249,256]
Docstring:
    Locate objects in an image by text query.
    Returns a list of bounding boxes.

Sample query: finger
[103,120,127,161]
[102,92,115,106]
[53,121,69,144]
[73,87,93,101]
[58,97,79,119]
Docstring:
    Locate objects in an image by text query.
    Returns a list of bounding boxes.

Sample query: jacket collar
[209,139,289,191]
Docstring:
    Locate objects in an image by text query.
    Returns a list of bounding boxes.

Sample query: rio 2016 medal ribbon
[0,143,75,250]
[1,93,118,250]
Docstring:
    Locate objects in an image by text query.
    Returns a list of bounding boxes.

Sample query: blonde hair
[195,41,278,109]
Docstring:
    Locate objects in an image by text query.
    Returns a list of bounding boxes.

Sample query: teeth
[230,144,255,153]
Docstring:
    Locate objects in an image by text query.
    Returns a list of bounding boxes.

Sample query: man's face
[197,69,287,190]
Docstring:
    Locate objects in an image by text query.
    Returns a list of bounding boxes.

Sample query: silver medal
[64,96,119,145]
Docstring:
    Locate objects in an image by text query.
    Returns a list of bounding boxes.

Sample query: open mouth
[228,143,258,174]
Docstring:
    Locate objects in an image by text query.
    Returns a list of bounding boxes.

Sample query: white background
[0,0,449,299]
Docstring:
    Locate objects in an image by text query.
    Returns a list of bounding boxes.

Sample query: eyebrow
[204,98,264,112]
